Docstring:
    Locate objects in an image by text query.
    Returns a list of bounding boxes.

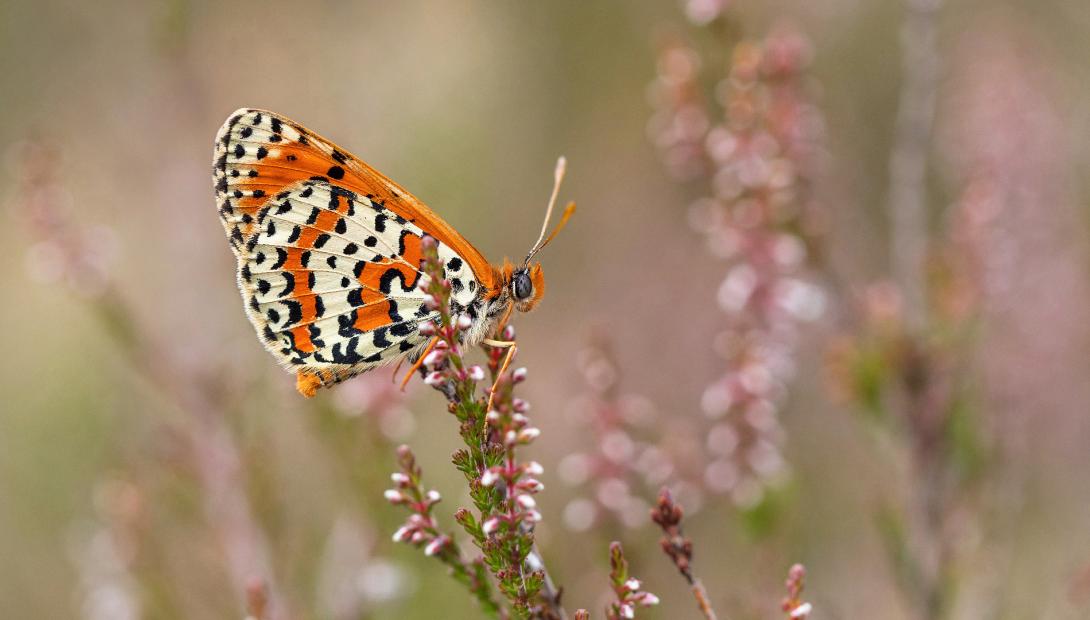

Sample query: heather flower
[605,542,660,620]
[385,236,563,618]
[780,563,812,619]
[651,23,828,507]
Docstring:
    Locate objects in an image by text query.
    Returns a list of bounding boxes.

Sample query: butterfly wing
[214,108,497,290]
[213,109,485,393]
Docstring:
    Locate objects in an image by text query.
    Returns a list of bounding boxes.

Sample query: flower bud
[467,365,485,381]
[524,461,544,476]
[456,314,473,330]
[516,494,537,509]
[424,536,448,557]
[625,579,641,592]
[424,371,446,387]
[425,490,441,503]
[512,367,528,383]
[384,490,406,504]
[392,526,411,542]
[639,593,660,606]
[390,472,410,486]
[517,427,541,443]
[482,517,501,535]
[480,470,499,486]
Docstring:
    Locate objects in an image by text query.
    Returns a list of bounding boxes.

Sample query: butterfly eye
[513,271,533,301]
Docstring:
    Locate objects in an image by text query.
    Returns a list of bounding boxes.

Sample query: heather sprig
[387,236,559,619]
[650,489,718,620]
[780,564,812,619]
[385,445,501,616]
[605,542,660,620]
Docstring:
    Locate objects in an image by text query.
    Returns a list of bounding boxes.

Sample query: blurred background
[3,0,1090,618]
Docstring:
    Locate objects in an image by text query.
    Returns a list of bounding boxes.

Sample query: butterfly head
[499,260,546,313]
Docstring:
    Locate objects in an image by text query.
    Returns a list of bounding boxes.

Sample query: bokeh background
[3,1,1090,618]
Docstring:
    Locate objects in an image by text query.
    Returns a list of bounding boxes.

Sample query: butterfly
[213,109,573,397]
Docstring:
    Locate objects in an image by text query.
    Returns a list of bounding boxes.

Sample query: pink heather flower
[422,294,439,310]
[512,367,528,383]
[384,490,406,504]
[480,470,499,487]
[482,517,500,535]
[516,495,537,510]
[524,461,544,476]
[624,579,641,592]
[467,365,485,381]
[455,314,473,330]
[419,321,437,337]
[423,349,446,367]
[423,372,445,387]
[424,536,448,557]
[517,428,541,443]
[390,472,410,486]
[392,526,411,542]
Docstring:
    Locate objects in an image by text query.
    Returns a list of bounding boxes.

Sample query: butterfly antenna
[525,156,576,263]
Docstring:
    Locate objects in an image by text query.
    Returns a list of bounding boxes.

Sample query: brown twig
[650,488,720,620]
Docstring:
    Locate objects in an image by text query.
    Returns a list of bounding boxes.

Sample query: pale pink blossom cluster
[9,140,117,298]
[606,542,660,620]
[559,340,682,531]
[650,25,827,507]
[385,445,453,558]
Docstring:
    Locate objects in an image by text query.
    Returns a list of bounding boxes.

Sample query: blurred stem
[888,0,942,334]
[84,290,287,619]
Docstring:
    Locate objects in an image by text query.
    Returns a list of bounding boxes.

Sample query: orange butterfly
[213,109,573,397]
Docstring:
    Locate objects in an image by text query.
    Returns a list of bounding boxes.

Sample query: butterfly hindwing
[237,178,479,380]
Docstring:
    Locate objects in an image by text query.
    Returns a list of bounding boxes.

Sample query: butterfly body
[213,109,559,396]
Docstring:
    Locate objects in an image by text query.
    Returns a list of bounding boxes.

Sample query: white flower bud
[392,526,411,542]
[516,494,537,509]
[456,314,473,330]
[482,517,501,535]
[512,367,528,383]
[425,490,441,503]
[390,472,410,485]
[625,579,641,592]
[480,470,499,486]
[790,603,812,618]
[467,365,486,381]
[524,461,544,476]
[384,490,405,504]
[424,537,447,556]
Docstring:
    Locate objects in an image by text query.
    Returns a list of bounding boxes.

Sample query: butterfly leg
[486,343,518,411]
[400,336,440,391]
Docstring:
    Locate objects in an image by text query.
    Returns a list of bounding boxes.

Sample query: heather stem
[889,0,942,333]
